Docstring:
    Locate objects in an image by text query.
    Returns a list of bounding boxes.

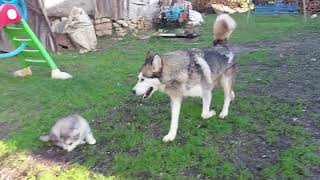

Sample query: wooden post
[303,0,307,23]
[246,0,251,24]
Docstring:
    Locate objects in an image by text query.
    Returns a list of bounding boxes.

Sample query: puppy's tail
[213,14,237,46]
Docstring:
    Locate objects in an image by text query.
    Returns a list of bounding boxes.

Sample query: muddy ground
[225,32,320,177]
[232,32,320,139]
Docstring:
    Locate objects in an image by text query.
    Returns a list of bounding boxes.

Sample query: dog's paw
[201,110,216,119]
[163,133,176,142]
[219,111,228,119]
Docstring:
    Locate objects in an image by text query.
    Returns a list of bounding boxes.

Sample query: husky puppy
[132,14,237,142]
[40,114,96,152]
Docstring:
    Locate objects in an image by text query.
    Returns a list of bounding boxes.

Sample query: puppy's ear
[39,135,50,142]
[49,133,59,142]
[146,50,154,61]
[152,55,162,72]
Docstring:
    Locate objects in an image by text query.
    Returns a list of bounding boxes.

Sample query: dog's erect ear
[146,50,154,61]
[152,55,162,72]
[39,135,50,142]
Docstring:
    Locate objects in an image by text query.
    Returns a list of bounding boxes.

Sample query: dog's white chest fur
[182,85,203,97]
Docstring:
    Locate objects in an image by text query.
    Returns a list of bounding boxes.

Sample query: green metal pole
[20,20,58,70]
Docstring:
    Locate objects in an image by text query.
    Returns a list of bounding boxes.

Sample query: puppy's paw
[201,110,216,119]
[163,133,176,142]
[87,138,96,145]
[66,146,75,152]
[219,111,228,119]
[86,135,96,145]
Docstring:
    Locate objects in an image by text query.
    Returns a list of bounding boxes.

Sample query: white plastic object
[7,9,17,20]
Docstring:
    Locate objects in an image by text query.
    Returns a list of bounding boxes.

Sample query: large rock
[44,0,94,17]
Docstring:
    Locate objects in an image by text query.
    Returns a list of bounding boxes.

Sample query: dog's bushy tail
[213,14,237,46]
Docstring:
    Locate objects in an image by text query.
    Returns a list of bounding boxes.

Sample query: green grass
[238,50,273,65]
[0,14,320,179]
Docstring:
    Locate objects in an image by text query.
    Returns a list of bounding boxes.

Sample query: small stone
[131,19,138,24]
[311,58,316,61]
[116,32,127,37]
[292,118,298,122]
[261,155,267,158]
[117,20,128,27]
[139,35,151,40]
[101,17,111,23]
[96,29,113,37]
[95,23,112,30]
[311,14,318,19]
[94,18,101,24]
[113,22,121,28]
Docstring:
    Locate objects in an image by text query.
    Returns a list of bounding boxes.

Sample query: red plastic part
[0,4,22,29]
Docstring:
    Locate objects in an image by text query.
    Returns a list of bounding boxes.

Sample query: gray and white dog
[132,14,237,142]
[40,114,96,152]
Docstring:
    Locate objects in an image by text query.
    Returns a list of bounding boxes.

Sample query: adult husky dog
[132,14,237,142]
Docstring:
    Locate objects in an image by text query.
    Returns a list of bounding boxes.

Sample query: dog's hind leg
[163,96,183,142]
[201,87,216,119]
[219,74,233,119]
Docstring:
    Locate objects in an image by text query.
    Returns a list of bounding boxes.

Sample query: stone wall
[94,17,154,37]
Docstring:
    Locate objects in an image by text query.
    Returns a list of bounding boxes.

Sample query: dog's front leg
[163,96,183,142]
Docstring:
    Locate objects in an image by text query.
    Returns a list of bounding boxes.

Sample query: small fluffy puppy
[40,114,96,152]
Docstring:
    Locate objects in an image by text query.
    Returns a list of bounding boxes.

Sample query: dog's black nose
[131,89,136,94]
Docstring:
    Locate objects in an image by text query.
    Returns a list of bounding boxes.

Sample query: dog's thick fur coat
[133,14,237,142]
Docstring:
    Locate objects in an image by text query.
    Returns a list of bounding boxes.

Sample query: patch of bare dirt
[0,122,15,140]
[236,33,320,138]
[224,32,320,176]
